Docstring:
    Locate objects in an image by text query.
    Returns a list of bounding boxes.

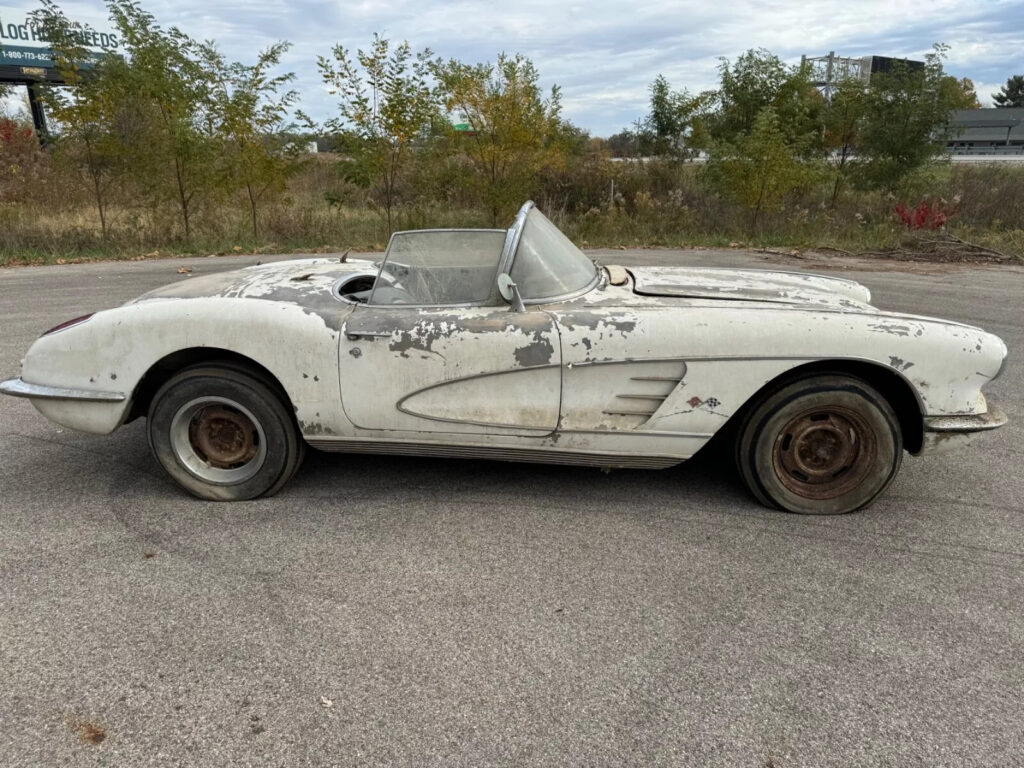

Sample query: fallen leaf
[320,696,333,708]
[73,720,106,745]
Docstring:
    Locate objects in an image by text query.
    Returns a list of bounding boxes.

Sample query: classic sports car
[1,203,1008,513]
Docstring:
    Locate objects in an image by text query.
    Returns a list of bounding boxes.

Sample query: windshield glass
[510,208,598,301]
[370,230,506,306]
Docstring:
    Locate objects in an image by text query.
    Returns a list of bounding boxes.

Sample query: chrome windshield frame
[498,202,600,305]
[496,201,534,279]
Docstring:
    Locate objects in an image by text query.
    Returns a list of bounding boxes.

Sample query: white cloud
[972,80,1005,107]
[1,90,30,119]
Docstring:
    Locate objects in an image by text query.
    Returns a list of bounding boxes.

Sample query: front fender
[18,297,348,435]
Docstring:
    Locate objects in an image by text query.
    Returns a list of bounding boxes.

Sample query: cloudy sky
[3,0,1023,135]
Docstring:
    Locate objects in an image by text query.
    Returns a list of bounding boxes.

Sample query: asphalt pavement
[1,249,1022,767]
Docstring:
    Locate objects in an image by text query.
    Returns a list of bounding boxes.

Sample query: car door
[338,230,561,436]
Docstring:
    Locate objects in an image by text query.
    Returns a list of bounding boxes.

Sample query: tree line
[30,0,303,240]
[605,48,991,226]
[12,0,578,240]
[3,0,1022,247]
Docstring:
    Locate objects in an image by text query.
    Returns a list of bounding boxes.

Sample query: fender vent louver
[602,363,687,425]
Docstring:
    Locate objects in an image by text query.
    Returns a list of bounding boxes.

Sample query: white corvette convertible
[1,203,1008,513]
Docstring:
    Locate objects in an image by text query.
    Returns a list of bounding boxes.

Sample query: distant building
[947,108,1024,155]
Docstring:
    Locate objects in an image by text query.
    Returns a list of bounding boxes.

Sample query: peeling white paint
[7,232,1008,467]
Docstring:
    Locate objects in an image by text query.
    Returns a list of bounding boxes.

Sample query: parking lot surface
[1,249,1022,767]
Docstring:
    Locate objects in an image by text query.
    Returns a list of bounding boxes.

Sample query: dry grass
[1,155,1022,266]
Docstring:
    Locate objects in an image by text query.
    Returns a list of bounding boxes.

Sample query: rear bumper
[917,402,1007,455]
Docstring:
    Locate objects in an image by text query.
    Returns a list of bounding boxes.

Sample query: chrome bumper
[917,402,1007,455]
[923,403,1007,434]
[0,377,126,402]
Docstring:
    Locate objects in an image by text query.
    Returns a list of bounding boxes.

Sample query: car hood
[628,266,874,309]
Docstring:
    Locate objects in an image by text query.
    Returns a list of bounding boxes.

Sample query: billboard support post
[1,4,119,142]
[25,79,46,140]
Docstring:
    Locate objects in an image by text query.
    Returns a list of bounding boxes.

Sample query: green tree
[941,76,981,109]
[855,45,961,190]
[32,0,136,236]
[707,107,820,229]
[317,34,437,235]
[604,128,652,158]
[645,75,711,159]
[821,76,867,207]
[993,75,1024,108]
[109,0,221,240]
[709,49,823,156]
[433,52,565,225]
[203,41,306,239]
[37,0,307,243]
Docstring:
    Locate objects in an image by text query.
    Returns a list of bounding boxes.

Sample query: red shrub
[894,200,949,230]
[0,118,34,146]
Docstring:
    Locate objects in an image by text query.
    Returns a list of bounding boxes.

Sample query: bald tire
[148,365,303,501]
[736,374,902,515]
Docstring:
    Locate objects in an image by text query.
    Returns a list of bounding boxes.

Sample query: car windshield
[510,208,598,301]
[370,229,507,306]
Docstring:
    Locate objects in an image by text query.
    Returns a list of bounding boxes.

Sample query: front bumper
[0,377,126,402]
[917,402,1007,455]
[1,377,129,435]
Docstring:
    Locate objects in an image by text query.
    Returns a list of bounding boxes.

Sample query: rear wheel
[147,365,303,500]
[736,374,902,514]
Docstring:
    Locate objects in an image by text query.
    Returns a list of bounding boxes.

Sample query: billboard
[0,4,119,73]
[0,43,107,68]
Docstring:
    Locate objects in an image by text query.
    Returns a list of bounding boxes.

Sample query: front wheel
[736,374,902,514]
[147,366,304,500]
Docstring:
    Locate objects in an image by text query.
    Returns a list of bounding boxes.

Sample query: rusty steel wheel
[148,365,303,501]
[170,398,267,485]
[736,374,902,514]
